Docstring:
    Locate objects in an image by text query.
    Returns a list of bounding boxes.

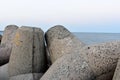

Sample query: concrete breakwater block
[40,53,95,80]
[41,41,120,80]
[112,58,120,80]
[0,25,18,66]
[45,25,85,63]
[0,64,9,80]
[8,26,47,79]
[0,46,11,66]
[9,73,43,80]
[80,41,120,80]
[1,25,18,47]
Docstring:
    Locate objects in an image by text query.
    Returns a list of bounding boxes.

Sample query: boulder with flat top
[1,25,18,47]
[0,25,18,66]
[8,26,47,80]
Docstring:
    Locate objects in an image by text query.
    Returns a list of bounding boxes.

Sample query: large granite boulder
[40,53,95,80]
[80,41,120,80]
[112,58,120,80]
[45,25,85,63]
[0,64,9,80]
[8,26,47,80]
[0,25,18,66]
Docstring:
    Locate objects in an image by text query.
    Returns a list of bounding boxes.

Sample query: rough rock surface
[1,25,18,47]
[0,25,18,66]
[0,64,9,80]
[8,26,47,78]
[112,58,120,80]
[9,73,43,80]
[0,46,11,66]
[41,41,120,80]
[80,41,120,79]
[45,26,120,80]
[45,25,85,63]
[40,53,95,80]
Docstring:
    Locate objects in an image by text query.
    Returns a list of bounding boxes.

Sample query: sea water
[73,32,120,44]
[0,31,3,35]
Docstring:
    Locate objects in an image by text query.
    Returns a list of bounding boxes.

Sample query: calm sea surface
[0,31,120,45]
[0,31,3,35]
[73,32,120,44]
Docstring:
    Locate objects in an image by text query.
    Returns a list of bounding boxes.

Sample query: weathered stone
[0,64,9,80]
[80,41,120,79]
[45,26,120,79]
[1,25,18,47]
[40,53,95,80]
[45,25,85,63]
[10,73,43,80]
[112,58,120,80]
[0,25,18,66]
[0,46,11,66]
[8,26,47,77]
[42,41,120,80]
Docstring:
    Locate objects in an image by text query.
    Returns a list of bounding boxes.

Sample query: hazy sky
[0,0,120,32]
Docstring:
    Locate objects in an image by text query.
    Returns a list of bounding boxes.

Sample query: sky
[0,0,120,32]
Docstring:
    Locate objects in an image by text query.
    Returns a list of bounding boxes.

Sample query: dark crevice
[88,47,90,49]
[94,69,115,80]
[32,28,35,79]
